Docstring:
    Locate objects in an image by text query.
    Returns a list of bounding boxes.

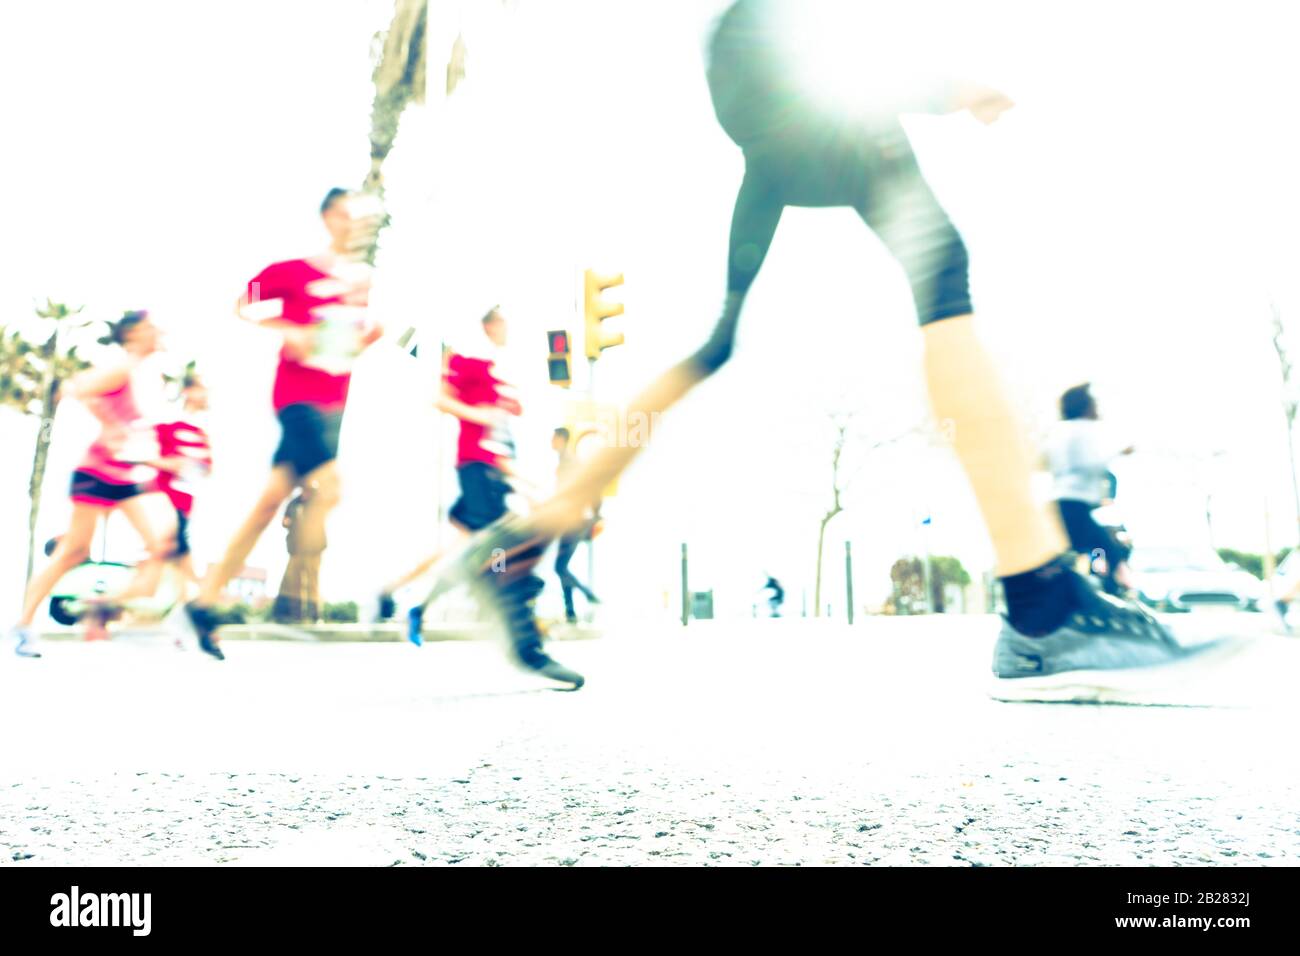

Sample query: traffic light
[583,269,624,360]
[547,329,572,387]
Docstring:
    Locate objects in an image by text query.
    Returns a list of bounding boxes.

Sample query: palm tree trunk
[368,0,428,188]
[814,518,827,618]
[1287,411,1300,546]
[25,388,55,585]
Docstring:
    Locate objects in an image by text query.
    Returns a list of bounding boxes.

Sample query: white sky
[3,0,1300,622]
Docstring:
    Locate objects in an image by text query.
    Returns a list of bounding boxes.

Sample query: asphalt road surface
[2,614,1297,866]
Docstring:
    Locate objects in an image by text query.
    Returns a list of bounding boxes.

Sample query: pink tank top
[77,380,153,485]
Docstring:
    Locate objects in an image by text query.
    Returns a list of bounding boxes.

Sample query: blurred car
[47,560,180,625]
[1129,546,1264,613]
[47,560,136,625]
[1269,550,1300,605]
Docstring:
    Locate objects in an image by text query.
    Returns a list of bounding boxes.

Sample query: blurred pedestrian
[551,428,600,624]
[1045,383,1134,596]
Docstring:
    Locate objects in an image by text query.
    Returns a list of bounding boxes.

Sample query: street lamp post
[680,542,689,627]
[845,540,854,626]
[921,513,933,613]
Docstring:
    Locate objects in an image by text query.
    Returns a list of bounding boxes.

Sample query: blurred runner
[373,314,512,631]
[5,312,173,657]
[177,188,383,660]
[153,368,214,603]
[395,310,584,689]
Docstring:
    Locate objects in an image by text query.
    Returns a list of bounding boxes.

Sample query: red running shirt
[246,258,370,411]
[154,420,213,515]
[445,353,521,469]
[77,380,153,486]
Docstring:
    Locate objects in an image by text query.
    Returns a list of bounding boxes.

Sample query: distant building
[214,565,268,607]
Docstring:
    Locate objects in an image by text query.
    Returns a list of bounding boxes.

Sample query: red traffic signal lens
[548,330,570,354]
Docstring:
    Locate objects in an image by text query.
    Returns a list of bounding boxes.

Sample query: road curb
[38,621,603,644]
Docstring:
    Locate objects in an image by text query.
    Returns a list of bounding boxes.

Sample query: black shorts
[449,461,511,532]
[172,509,191,558]
[69,470,144,506]
[1058,499,1131,565]
[272,403,343,478]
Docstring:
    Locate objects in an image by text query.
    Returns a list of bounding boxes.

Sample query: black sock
[1001,556,1077,636]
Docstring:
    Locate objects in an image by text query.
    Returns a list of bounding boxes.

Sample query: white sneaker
[10,626,42,658]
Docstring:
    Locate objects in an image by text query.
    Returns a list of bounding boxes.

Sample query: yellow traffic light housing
[583,269,624,360]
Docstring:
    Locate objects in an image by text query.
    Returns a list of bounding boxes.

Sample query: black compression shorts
[272,403,343,478]
[449,461,512,533]
[707,0,971,326]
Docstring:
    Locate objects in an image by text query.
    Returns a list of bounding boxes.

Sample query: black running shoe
[471,571,584,690]
[528,655,586,690]
[270,595,303,625]
[180,602,225,661]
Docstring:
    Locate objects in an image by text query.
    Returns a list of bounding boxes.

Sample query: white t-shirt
[1045,419,1126,506]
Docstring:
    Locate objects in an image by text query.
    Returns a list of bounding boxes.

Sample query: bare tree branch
[1270,297,1300,545]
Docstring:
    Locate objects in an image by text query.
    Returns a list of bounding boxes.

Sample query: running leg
[196,465,297,606]
[16,504,102,627]
[555,535,580,621]
[858,157,1069,632]
[111,494,174,606]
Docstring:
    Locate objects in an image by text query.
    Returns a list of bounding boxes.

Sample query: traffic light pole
[921,516,933,614]
[580,267,624,605]
[587,355,596,594]
[681,543,690,626]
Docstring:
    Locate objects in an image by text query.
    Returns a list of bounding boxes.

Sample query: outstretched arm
[434,379,506,427]
[234,295,317,361]
[67,358,136,400]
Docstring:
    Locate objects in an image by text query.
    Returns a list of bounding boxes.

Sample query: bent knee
[305,476,342,510]
[61,543,92,566]
[914,231,972,327]
[138,533,173,561]
[691,336,735,374]
[311,486,342,511]
[689,300,744,375]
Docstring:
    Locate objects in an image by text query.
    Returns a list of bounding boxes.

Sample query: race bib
[300,263,373,375]
[303,304,368,375]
